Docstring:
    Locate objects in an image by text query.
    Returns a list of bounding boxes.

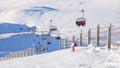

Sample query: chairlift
[51,31,61,40]
[55,35,61,40]
[55,31,61,40]
[49,20,57,32]
[76,17,86,26]
[47,42,51,45]
[76,9,86,26]
[49,25,57,32]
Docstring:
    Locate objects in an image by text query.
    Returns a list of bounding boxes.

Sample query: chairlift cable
[50,0,65,24]
[61,0,91,30]
[40,0,65,32]
[61,1,87,28]
[49,0,66,33]
[51,0,90,33]
[74,0,91,27]
[54,0,72,30]
[58,1,86,30]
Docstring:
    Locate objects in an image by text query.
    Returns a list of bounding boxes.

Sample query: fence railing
[59,24,120,50]
[0,24,120,62]
[0,48,37,61]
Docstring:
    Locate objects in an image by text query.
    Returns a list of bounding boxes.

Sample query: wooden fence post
[12,52,14,59]
[16,51,19,58]
[7,55,9,60]
[12,52,15,58]
[15,52,18,58]
[18,51,20,58]
[6,55,9,60]
[0,57,1,61]
[12,52,15,59]
[24,50,27,57]
[80,30,82,46]
[1,57,3,61]
[4,57,6,61]
[65,36,68,49]
[26,49,29,56]
[9,52,13,59]
[32,47,36,55]
[97,24,100,46]
[19,51,22,57]
[30,48,34,56]
[107,24,111,50]
[88,28,91,45]
[27,48,32,56]
[31,48,33,56]
[59,39,62,50]
[19,51,23,57]
[29,48,32,56]
[72,35,75,43]
[45,40,48,53]
[21,51,25,57]
[0,57,2,61]
[6,56,8,60]
[2,57,4,61]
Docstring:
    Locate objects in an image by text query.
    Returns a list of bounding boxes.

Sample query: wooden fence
[0,43,51,62]
[0,48,36,61]
[0,24,120,61]
[59,24,120,50]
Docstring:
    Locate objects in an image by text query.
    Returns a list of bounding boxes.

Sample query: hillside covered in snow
[0,0,119,52]
[0,45,120,68]
[0,0,120,67]
[0,23,60,57]
[0,0,119,33]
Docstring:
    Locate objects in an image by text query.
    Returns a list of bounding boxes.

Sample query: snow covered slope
[0,0,119,36]
[0,32,59,57]
[0,23,59,57]
[0,45,120,68]
[0,0,120,66]
[0,23,36,34]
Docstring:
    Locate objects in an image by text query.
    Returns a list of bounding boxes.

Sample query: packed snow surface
[0,44,120,68]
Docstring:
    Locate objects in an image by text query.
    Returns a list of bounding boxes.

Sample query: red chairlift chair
[76,17,86,26]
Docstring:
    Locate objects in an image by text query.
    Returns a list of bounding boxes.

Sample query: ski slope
[0,44,120,68]
[0,0,119,36]
[0,23,59,57]
[0,0,120,67]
